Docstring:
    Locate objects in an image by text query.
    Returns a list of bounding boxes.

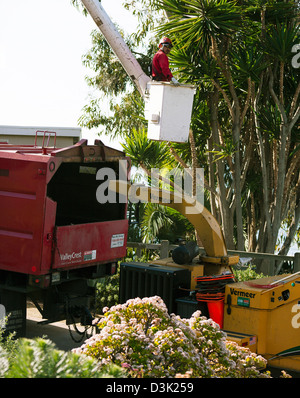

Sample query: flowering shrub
[73,296,271,378]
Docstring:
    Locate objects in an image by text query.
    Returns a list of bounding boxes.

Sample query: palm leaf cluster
[151,0,300,268]
[77,0,299,270]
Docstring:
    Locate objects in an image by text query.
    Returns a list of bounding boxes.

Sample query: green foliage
[0,314,125,378]
[74,296,271,378]
[0,318,18,360]
[122,128,196,244]
[233,265,265,282]
[121,128,172,170]
[229,44,268,83]
[78,28,147,139]
[78,25,152,138]
[126,245,161,261]
[123,0,166,45]
[0,337,125,378]
[263,23,300,62]
[141,203,195,243]
[156,0,243,44]
[95,272,121,313]
[154,0,300,256]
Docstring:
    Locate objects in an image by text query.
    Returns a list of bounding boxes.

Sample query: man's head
[159,37,173,54]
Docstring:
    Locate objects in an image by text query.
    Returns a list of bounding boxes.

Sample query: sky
[0,0,138,149]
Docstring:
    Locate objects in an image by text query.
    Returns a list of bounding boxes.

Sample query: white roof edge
[0,125,82,137]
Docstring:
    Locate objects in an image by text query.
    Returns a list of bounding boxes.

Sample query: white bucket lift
[81,0,196,143]
[145,82,196,143]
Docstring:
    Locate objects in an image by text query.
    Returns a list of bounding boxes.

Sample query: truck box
[0,134,130,335]
[0,137,129,275]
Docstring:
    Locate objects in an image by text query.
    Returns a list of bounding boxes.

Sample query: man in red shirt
[152,37,179,85]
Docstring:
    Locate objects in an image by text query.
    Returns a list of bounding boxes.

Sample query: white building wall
[0,125,81,147]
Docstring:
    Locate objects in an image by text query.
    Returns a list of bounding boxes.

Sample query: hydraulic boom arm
[80,0,151,97]
[112,181,239,266]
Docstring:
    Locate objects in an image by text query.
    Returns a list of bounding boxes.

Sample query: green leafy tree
[78,29,148,139]
[154,0,299,273]
[74,0,299,273]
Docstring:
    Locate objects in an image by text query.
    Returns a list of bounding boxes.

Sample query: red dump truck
[0,133,129,337]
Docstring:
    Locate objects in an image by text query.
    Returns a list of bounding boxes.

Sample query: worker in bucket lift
[152,37,180,85]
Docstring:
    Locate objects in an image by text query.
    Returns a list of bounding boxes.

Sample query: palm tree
[76,0,299,273]
[122,129,195,244]
[154,0,300,272]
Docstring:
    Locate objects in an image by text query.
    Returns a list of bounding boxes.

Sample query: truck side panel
[53,219,128,269]
[0,154,48,274]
